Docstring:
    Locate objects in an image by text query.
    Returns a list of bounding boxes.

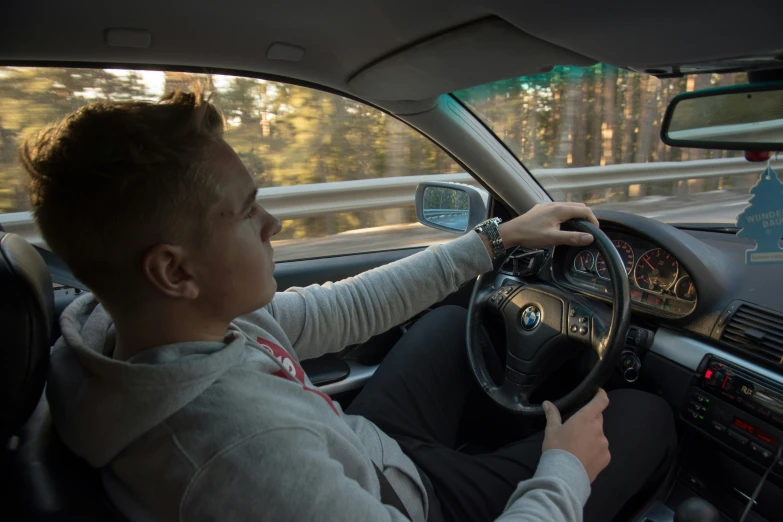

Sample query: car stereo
[682,356,783,471]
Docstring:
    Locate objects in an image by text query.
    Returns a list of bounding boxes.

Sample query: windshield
[454,65,754,225]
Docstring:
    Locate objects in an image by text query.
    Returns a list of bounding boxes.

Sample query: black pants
[347,306,677,522]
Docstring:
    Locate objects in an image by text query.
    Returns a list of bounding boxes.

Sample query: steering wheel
[466,219,631,416]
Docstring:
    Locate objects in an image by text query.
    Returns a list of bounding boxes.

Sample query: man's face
[192,139,281,321]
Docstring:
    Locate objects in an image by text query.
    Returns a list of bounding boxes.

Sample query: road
[592,190,751,224]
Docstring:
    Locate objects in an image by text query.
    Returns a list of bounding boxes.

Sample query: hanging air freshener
[736,165,783,264]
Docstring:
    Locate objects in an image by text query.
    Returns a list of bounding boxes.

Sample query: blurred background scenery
[0,65,762,260]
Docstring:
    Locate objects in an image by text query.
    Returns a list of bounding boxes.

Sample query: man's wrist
[497,222,514,248]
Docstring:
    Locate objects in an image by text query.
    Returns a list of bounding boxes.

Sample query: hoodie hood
[47,294,251,467]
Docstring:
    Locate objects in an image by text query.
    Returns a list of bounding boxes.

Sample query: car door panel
[280,245,477,400]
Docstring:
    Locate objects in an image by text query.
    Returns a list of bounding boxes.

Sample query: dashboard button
[569,308,577,317]
[751,442,774,459]
[692,393,708,404]
[728,429,749,446]
[712,422,727,433]
[689,401,706,412]
[579,316,588,324]
[580,326,588,335]
[570,325,579,333]
[687,409,700,420]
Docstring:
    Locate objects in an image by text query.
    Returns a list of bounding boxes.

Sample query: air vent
[720,303,783,365]
[499,248,551,277]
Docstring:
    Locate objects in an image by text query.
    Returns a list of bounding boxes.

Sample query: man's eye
[246,206,259,218]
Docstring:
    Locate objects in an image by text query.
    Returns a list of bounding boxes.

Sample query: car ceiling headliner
[2,0,782,103]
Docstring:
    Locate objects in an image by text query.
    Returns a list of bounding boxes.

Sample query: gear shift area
[639,497,723,522]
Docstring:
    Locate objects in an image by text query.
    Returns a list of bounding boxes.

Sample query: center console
[681,356,783,473]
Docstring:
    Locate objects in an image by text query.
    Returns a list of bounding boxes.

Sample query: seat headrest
[0,232,54,442]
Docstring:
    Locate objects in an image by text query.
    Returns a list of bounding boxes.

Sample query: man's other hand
[542,389,611,483]
[499,202,599,249]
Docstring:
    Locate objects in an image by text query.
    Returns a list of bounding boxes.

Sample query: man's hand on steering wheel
[480,203,600,256]
[543,389,611,483]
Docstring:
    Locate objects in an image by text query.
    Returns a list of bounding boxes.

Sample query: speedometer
[596,240,634,279]
[634,248,678,294]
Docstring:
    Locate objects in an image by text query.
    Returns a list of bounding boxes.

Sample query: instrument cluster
[563,232,697,316]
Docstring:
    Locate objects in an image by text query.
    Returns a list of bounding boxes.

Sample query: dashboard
[514,210,783,503]
[555,230,698,317]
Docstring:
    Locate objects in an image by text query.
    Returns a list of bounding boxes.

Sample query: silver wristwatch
[474,217,506,259]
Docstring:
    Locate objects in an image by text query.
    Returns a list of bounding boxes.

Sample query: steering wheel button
[579,316,588,323]
[569,308,577,317]
[570,325,579,333]
[580,326,588,335]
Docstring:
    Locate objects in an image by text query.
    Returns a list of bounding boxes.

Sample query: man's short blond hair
[19,90,225,299]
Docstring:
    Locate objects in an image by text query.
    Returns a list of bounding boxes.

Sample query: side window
[0,68,469,261]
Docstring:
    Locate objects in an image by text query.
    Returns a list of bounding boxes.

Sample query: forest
[0,64,747,246]
[455,64,744,170]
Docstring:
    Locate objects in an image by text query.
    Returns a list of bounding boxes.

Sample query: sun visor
[348,17,595,102]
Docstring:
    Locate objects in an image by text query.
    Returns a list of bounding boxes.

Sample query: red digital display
[733,417,755,434]
[757,429,779,447]
[734,417,756,433]
[733,417,779,446]
[705,369,713,380]
[631,290,643,302]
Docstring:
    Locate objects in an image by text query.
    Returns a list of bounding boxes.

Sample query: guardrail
[422,209,469,217]
[2,156,780,248]
[535,156,783,192]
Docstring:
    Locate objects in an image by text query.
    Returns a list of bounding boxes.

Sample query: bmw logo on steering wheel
[521,305,541,330]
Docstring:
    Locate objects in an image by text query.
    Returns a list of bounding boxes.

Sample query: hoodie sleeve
[264,231,493,361]
[496,450,591,522]
[179,427,416,522]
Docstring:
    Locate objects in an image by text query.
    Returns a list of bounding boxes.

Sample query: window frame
[0,61,496,262]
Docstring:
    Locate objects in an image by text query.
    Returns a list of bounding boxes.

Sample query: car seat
[0,231,124,521]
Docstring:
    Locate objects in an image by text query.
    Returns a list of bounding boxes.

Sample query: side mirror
[415,182,488,233]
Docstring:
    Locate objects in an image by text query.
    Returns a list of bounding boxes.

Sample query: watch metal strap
[478,218,506,258]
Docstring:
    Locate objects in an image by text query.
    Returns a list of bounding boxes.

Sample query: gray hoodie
[47,231,590,522]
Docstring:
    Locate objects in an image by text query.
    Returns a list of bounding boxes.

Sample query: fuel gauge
[674,275,697,302]
[574,250,595,274]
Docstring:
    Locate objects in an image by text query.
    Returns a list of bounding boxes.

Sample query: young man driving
[22,91,676,522]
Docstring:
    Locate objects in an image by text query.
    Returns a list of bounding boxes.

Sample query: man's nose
[262,213,282,242]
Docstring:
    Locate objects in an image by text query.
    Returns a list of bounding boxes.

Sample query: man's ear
[141,244,199,300]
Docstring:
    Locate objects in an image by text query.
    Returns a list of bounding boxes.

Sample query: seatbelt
[33,245,90,292]
[374,463,412,520]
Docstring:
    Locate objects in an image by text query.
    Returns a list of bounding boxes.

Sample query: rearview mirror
[415,182,488,233]
[661,81,783,151]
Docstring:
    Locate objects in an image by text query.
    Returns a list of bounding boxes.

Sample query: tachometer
[596,240,634,279]
[573,250,595,273]
[674,275,697,302]
[634,248,678,294]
